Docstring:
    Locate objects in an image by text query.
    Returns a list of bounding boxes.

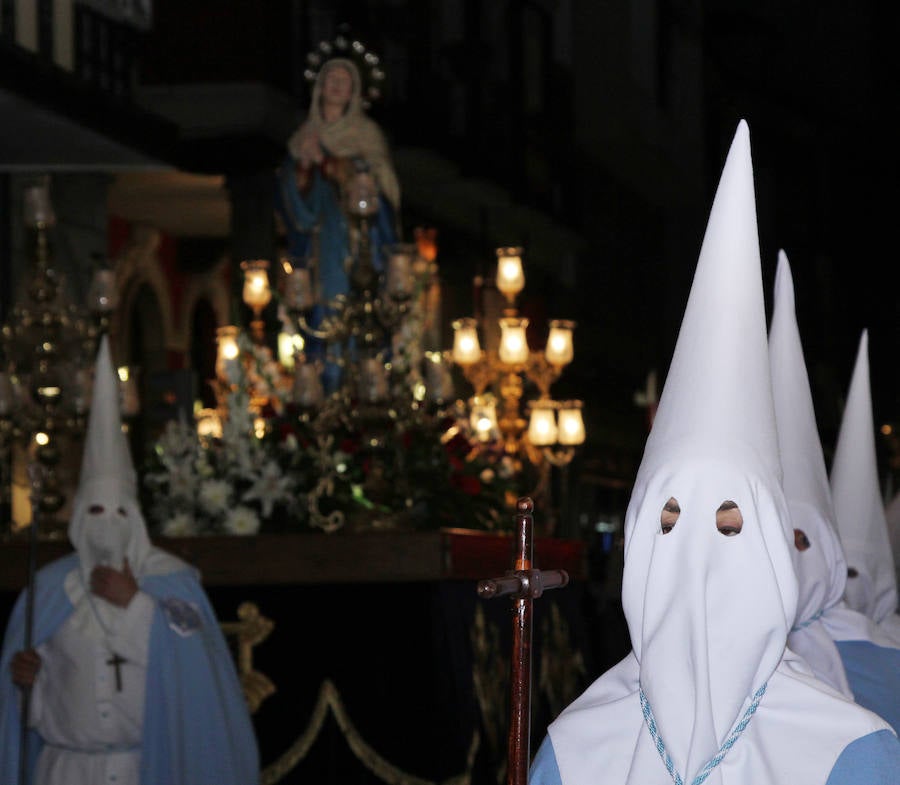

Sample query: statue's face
[322,65,353,109]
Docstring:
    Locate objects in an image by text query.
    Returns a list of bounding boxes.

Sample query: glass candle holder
[23,179,56,228]
[469,395,500,443]
[292,361,325,408]
[546,320,575,367]
[241,260,272,313]
[359,356,389,403]
[283,263,314,310]
[499,317,529,365]
[528,402,558,447]
[452,318,481,365]
[88,269,118,315]
[216,326,241,384]
[385,244,416,299]
[495,247,524,301]
[424,351,454,403]
[557,401,586,445]
[346,170,380,217]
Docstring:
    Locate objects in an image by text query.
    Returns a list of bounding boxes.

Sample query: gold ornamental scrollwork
[220,602,276,714]
[260,678,479,785]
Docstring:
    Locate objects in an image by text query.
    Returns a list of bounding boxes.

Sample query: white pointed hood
[768,251,851,697]
[69,336,152,580]
[620,119,796,779]
[546,122,890,785]
[830,332,898,624]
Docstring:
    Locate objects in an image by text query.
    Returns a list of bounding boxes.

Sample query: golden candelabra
[450,248,585,498]
[207,174,449,532]
[0,178,119,534]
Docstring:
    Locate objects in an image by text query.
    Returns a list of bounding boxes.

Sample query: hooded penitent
[69,336,152,581]
[830,332,899,626]
[768,251,851,697]
[619,118,794,781]
[544,122,891,785]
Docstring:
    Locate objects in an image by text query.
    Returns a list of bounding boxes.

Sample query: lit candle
[196,409,223,439]
[241,260,272,313]
[469,395,500,443]
[452,318,481,365]
[528,403,558,446]
[499,317,529,365]
[216,326,241,384]
[253,417,268,439]
[495,247,525,301]
[545,320,575,367]
[557,401,586,445]
[277,332,305,369]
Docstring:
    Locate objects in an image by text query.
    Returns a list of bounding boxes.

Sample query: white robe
[28,578,155,785]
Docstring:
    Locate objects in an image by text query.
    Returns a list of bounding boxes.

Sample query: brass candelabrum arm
[291,294,352,342]
[459,355,497,396]
[522,353,564,399]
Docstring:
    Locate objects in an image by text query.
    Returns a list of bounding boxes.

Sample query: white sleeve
[25,643,49,729]
[107,591,155,667]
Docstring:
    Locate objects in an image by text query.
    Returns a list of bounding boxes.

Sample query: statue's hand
[298,132,323,167]
[11,648,41,688]
[91,558,139,608]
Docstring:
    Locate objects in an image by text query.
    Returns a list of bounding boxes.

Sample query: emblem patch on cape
[162,597,202,637]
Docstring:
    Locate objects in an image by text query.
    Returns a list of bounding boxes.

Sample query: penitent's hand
[91,558,138,608]
[11,649,41,688]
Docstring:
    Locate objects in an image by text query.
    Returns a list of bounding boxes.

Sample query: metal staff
[19,463,45,785]
[478,497,569,785]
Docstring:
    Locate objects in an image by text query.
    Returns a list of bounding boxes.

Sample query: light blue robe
[837,640,900,734]
[529,729,900,785]
[0,553,259,785]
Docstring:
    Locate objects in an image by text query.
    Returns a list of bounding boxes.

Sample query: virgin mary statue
[276,57,400,307]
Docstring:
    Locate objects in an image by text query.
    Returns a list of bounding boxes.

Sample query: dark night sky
[139,0,900,474]
[699,2,899,454]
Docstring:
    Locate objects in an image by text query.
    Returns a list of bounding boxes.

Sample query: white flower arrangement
[142,316,524,536]
[144,402,302,537]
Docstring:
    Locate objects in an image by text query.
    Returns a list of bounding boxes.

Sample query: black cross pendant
[106,652,127,692]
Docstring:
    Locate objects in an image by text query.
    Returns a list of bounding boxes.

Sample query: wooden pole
[18,502,38,785]
[19,463,45,785]
[478,497,569,785]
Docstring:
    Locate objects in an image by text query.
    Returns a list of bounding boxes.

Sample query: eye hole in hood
[716,500,743,536]
[793,528,811,551]
[660,497,680,534]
